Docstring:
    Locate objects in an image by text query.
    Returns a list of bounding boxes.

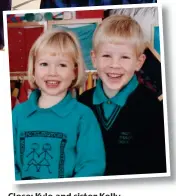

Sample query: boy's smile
[106,73,123,82]
[91,43,145,98]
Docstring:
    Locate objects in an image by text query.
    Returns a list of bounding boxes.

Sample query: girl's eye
[59,63,67,67]
[40,62,48,66]
[102,54,111,58]
[122,56,130,59]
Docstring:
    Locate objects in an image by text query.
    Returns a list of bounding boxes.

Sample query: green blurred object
[35,13,43,21]
[44,12,53,20]
[25,13,35,21]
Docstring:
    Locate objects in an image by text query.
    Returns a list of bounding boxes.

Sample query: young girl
[12,30,105,180]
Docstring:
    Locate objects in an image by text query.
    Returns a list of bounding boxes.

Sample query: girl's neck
[38,91,67,109]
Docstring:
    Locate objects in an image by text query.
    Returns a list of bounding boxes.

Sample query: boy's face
[34,48,76,98]
[91,43,146,97]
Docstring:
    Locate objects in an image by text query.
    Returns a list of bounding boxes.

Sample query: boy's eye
[40,62,48,66]
[102,54,111,58]
[122,56,130,59]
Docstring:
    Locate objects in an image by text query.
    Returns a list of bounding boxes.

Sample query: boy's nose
[110,58,121,68]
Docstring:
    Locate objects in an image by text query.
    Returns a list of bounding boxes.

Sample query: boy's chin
[104,81,124,92]
[102,84,123,97]
[107,86,122,93]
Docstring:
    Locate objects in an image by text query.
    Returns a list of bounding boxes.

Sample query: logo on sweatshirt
[118,132,133,144]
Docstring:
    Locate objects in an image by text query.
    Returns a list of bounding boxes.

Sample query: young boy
[78,15,166,176]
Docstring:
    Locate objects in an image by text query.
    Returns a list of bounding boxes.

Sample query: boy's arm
[74,108,106,177]
[12,107,21,180]
[152,101,167,173]
[144,99,167,174]
[77,88,95,106]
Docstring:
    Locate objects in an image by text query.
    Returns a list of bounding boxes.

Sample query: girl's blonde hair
[93,15,146,56]
[28,30,85,89]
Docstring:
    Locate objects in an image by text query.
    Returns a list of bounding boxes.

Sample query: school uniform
[78,75,166,175]
[12,89,105,180]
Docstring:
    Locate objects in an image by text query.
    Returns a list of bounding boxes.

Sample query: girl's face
[34,48,76,98]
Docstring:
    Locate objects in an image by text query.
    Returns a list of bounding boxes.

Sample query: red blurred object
[8,26,43,72]
[76,10,104,19]
[19,80,33,103]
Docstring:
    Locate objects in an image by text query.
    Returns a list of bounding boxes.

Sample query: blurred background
[0,0,157,50]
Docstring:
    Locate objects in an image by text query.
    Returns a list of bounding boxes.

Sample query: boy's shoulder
[78,84,162,112]
[128,84,163,112]
[77,87,95,105]
[131,84,160,103]
[78,84,160,104]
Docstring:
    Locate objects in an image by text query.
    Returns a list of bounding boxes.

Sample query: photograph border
[3,2,170,185]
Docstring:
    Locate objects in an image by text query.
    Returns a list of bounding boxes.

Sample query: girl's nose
[48,64,58,75]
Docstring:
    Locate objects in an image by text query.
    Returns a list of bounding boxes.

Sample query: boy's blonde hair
[28,30,85,89]
[93,15,146,56]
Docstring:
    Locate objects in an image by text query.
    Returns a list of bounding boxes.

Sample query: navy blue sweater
[78,84,166,175]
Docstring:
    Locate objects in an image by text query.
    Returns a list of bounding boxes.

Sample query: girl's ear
[32,75,35,83]
[91,50,97,69]
[69,67,77,89]
[135,54,146,71]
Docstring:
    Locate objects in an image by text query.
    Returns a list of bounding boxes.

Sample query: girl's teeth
[47,81,58,84]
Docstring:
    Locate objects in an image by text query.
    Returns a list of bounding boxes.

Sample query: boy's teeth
[108,73,121,78]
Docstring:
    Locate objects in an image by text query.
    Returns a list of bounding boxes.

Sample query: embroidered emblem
[25,143,40,172]
[118,132,133,144]
[20,131,67,178]
[38,143,53,173]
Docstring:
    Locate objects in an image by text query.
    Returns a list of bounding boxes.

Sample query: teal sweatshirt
[12,90,105,180]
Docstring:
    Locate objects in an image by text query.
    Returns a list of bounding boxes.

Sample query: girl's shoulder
[12,99,31,118]
[74,99,96,120]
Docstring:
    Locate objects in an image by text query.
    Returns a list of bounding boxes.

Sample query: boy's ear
[135,54,146,71]
[91,50,97,69]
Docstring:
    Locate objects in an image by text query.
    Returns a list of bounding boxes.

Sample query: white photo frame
[2,3,170,185]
